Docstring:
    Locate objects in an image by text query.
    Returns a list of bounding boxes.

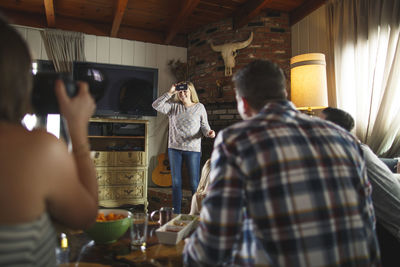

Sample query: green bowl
[85,209,132,244]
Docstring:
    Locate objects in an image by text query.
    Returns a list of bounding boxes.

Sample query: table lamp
[290,53,328,115]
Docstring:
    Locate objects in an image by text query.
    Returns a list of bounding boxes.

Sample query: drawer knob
[124,189,133,195]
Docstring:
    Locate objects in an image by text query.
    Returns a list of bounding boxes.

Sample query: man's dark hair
[232,59,287,111]
[322,107,355,132]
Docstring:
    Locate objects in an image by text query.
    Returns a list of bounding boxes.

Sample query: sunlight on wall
[32,62,38,74]
[47,114,60,138]
[21,114,37,131]
[22,114,60,138]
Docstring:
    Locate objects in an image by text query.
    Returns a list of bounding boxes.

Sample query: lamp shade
[290,53,328,109]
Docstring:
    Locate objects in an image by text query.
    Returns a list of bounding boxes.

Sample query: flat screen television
[73,61,158,117]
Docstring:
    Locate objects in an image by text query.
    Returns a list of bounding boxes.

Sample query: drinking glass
[150,207,174,226]
[130,213,148,251]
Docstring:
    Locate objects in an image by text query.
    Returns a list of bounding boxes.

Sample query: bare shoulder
[13,128,69,165]
[28,129,73,177]
[1,126,73,187]
[0,124,65,156]
[29,128,67,151]
[0,125,71,221]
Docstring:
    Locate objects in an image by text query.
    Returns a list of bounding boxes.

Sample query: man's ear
[241,97,252,116]
[237,95,255,119]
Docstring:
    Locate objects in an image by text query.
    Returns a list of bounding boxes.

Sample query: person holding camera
[0,14,98,266]
[152,81,215,214]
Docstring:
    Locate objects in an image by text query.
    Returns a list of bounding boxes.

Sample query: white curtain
[41,29,85,73]
[326,0,400,157]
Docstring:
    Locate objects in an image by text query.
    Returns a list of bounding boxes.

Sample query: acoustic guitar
[152,151,172,187]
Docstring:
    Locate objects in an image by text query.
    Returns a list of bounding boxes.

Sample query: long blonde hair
[196,159,211,194]
[173,81,199,103]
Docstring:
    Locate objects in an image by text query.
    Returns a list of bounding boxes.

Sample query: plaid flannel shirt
[184,101,380,266]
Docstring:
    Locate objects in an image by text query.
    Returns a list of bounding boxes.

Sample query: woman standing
[152,82,215,214]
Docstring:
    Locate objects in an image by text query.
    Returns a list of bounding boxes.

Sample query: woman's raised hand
[168,84,178,95]
[55,79,96,136]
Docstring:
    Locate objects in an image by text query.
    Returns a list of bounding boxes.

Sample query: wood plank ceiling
[0,0,327,47]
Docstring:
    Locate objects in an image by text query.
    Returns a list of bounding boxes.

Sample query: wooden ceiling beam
[290,0,328,26]
[43,0,55,27]
[4,9,47,28]
[118,25,187,47]
[110,0,128,37]
[3,9,186,47]
[233,0,273,30]
[164,0,201,45]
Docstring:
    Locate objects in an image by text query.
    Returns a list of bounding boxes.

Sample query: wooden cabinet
[88,118,148,211]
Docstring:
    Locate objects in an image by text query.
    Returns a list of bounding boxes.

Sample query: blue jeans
[168,148,201,214]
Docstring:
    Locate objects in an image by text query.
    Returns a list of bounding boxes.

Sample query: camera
[31,68,107,115]
[32,72,77,115]
[175,83,188,91]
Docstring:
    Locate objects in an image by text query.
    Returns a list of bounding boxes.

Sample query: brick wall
[187,11,291,160]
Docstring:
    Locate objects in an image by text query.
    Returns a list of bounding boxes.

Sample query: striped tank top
[0,213,56,266]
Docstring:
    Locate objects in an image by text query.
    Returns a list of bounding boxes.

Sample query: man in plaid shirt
[183,59,380,266]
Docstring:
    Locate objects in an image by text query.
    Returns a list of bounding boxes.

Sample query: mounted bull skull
[209,32,253,76]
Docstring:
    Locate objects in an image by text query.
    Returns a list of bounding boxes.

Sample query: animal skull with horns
[209,32,253,76]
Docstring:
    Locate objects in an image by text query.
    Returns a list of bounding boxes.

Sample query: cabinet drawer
[96,169,112,186]
[96,168,145,185]
[91,151,146,166]
[99,185,145,201]
[91,151,112,166]
[115,169,145,184]
[115,151,146,166]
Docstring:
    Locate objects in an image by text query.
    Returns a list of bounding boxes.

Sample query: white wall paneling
[291,4,334,106]
[145,43,158,68]
[40,39,48,60]
[166,45,186,89]
[109,37,122,65]
[14,25,27,40]
[26,28,43,60]
[291,22,300,56]
[84,34,97,62]
[295,18,310,56]
[133,41,146,66]
[156,44,169,91]
[121,39,134,66]
[96,36,110,63]
[13,26,48,60]
[308,7,328,54]
[291,5,328,57]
